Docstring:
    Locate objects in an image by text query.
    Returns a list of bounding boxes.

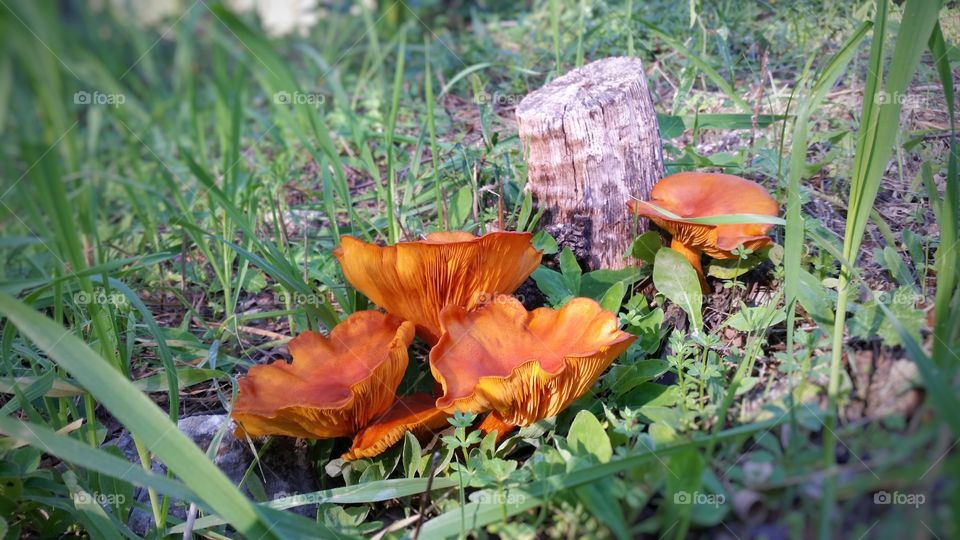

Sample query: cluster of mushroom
[231,231,635,460]
[230,171,776,460]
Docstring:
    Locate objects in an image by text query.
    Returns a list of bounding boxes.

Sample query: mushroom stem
[478,411,516,443]
[670,238,709,293]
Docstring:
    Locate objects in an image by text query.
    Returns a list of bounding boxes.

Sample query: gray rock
[109,414,318,535]
[177,414,249,484]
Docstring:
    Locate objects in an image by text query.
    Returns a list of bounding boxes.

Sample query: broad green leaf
[766,243,785,266]
[689,477,731,526]
[531,266,574,306]
[657,113,685,138]
[580,268,640,300]
[623,306,665,354]
[706,248,767,279]
[600,281,627,314]
[606,359,670,396]
[648,422,678,444]
[402,432,422,478]
[630,231,662,264]
[881,246,915,287]
[796,269,835,327]
[653,248,704,335]
[448,185,473,228]
[622,383,678,409]
[900,229,924,270]
[567,410,612,463]
[733,377,760,396]
[531,230,558,254]
[559,248,582,294]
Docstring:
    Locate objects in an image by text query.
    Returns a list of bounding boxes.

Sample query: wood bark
[517,57,664,270]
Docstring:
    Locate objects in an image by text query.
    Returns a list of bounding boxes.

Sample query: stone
[110,414,318,535]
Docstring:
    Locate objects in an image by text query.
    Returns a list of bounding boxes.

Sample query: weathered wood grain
[518,57,664,270]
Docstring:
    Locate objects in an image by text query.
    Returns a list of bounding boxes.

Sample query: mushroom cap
[334,232,543,344]
[231,311,414,439]
[342,393,450,461]
[628,172,778,258]
[430,297,635,426]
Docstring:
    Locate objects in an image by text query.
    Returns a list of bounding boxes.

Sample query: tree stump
[517,57,664,270]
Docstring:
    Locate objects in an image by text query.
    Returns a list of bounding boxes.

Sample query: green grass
[0,0,957,538]
[820,2,944,536]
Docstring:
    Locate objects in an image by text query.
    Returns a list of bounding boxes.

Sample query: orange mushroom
[429,297,635,429]
[232,312,414,439]
[627,172,779,292]
[342,393,450,461]
[334,231,542,344]
[477,411,517,442]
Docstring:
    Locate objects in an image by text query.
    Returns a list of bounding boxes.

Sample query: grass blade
[0,292,282,538]
[821,1,943,536]
[928,23,959,366]
[637,20,751,111]
[169,477,460,533]
[385,34,406,243]
[0,416,196,502]
[424,37,446,228]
